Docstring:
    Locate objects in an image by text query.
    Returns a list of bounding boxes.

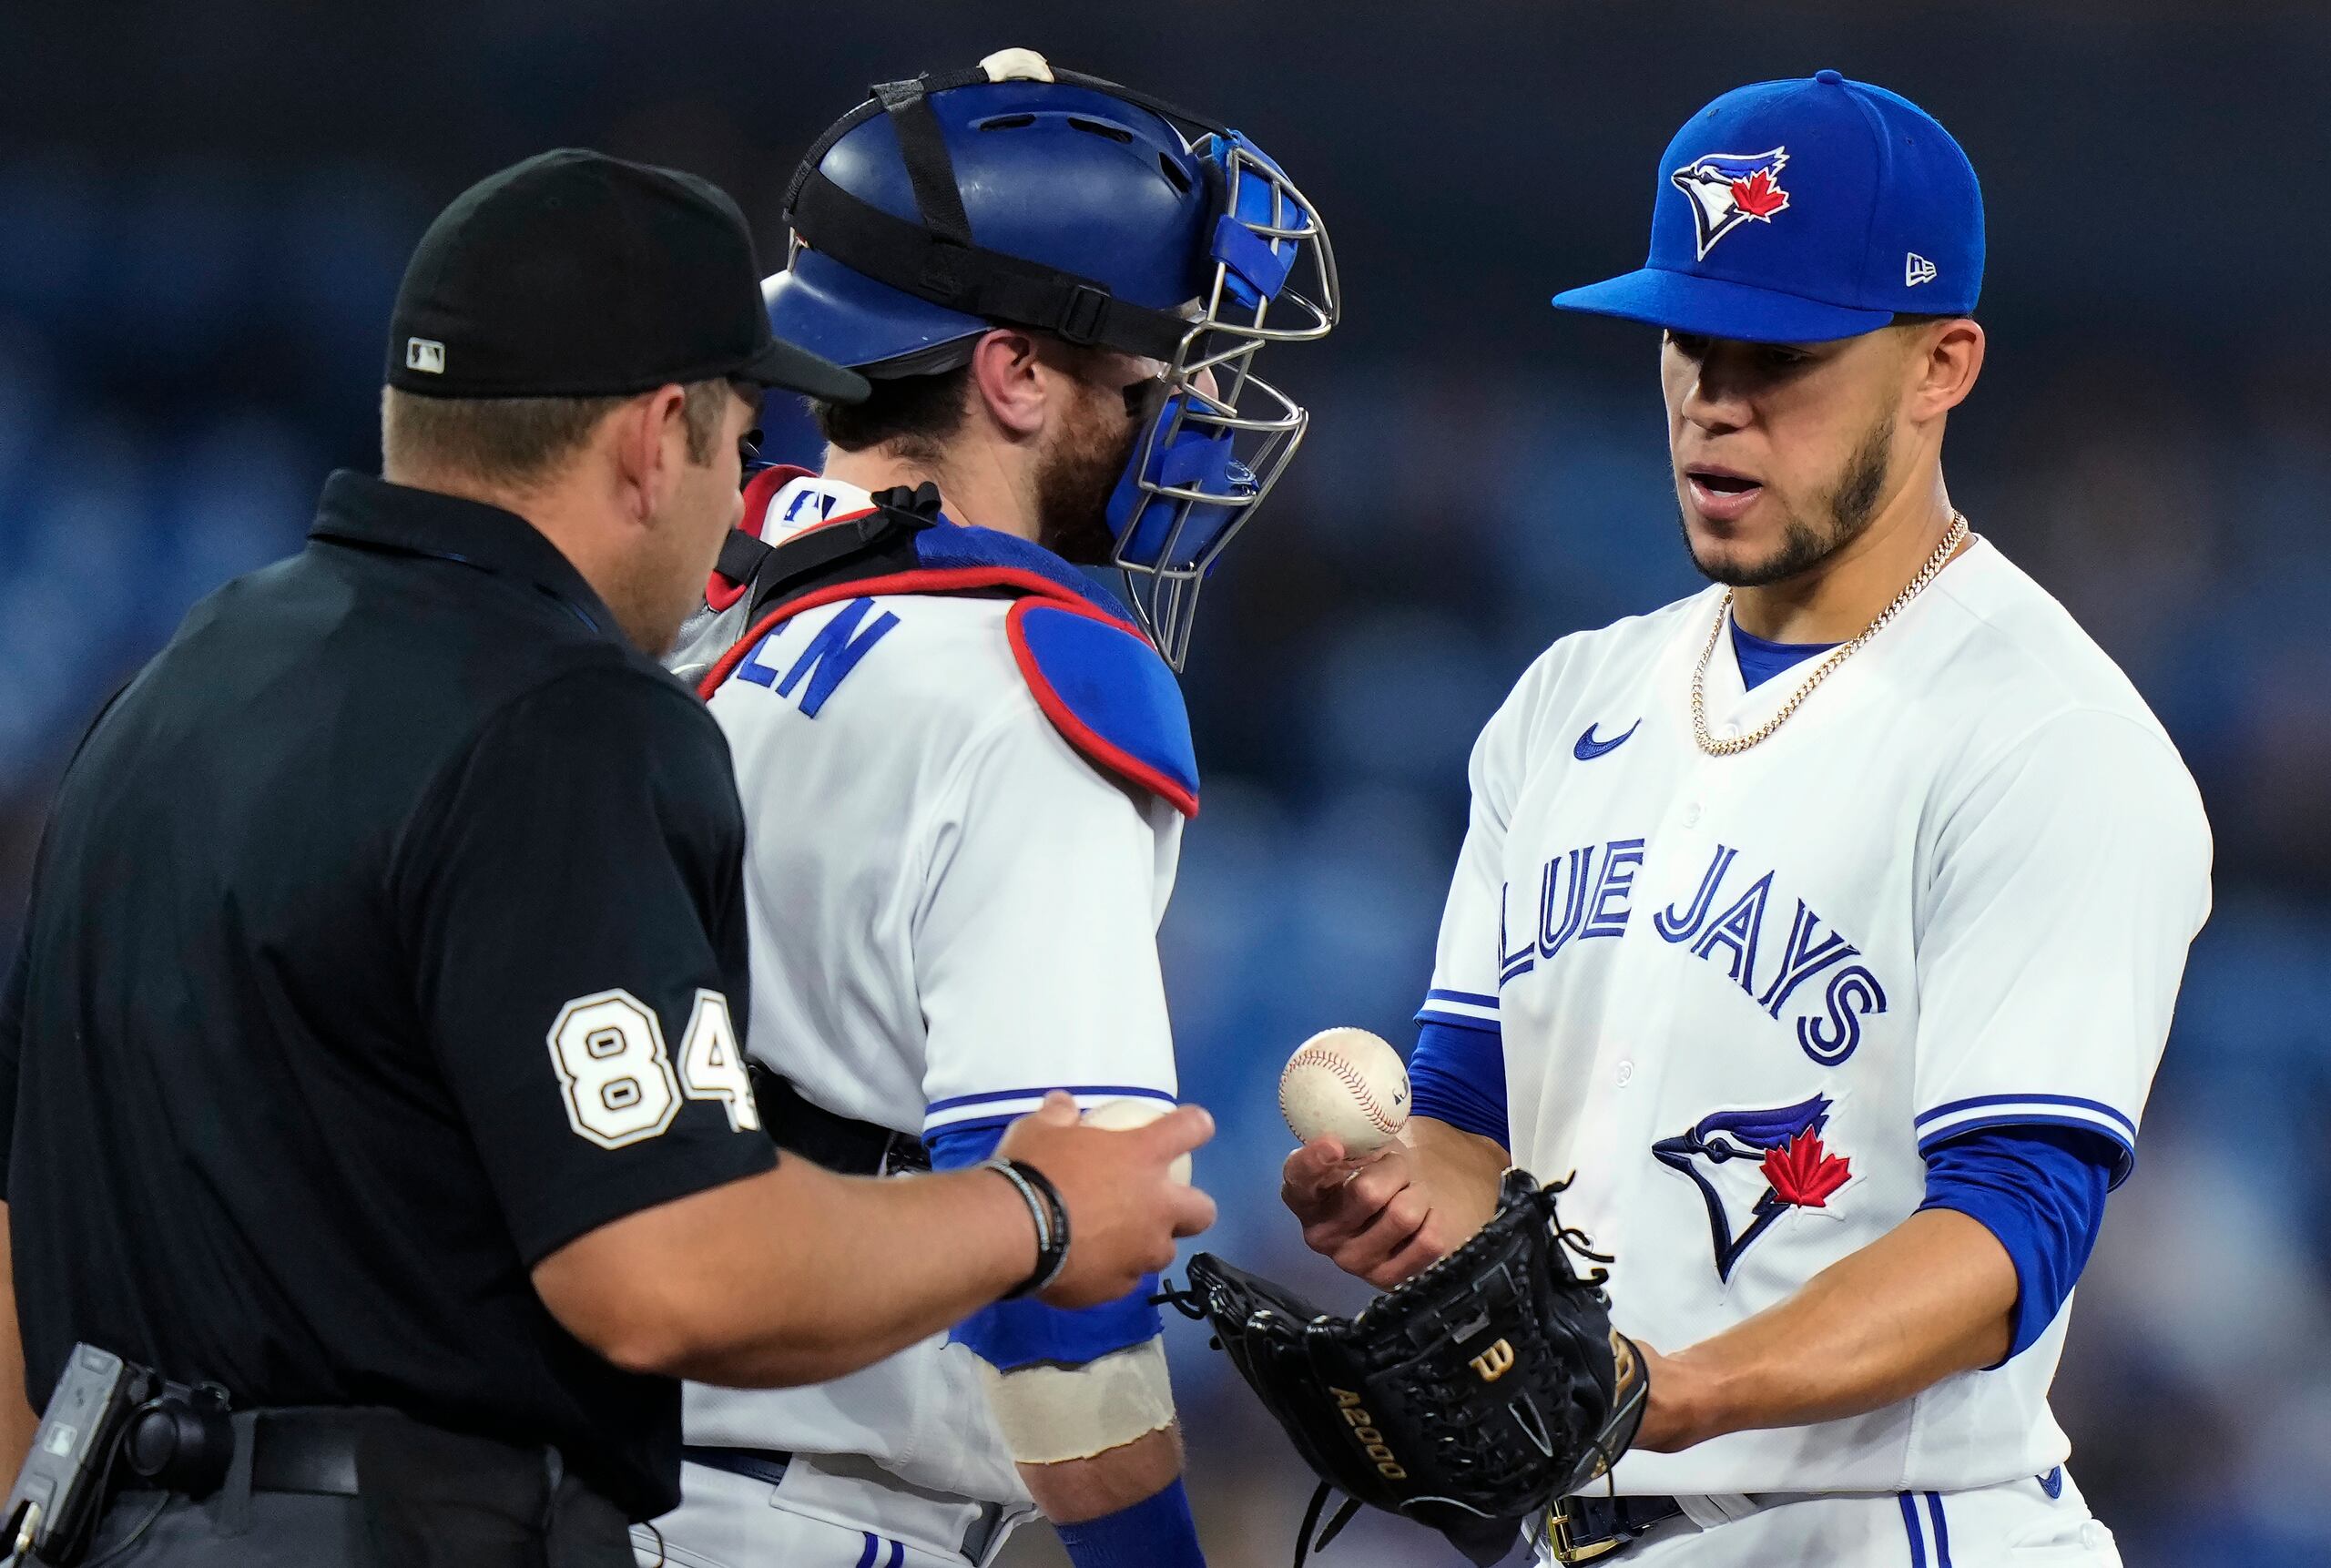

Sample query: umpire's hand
[995,1093,1216,1308]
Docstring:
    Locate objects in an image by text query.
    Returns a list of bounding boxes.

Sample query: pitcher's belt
[1549,1494,1685,1563]
[681,1444,792,1491]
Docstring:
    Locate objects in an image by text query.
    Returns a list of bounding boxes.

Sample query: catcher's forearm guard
[1164,1169,1648,1567]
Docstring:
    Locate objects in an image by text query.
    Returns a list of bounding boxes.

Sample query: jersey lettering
[1690,870,1775,988]
[1797,965,1888,1065]
[1656,841,1889,1064]
[1498,886,1532,983]
[546,988,758,1147]
[677,989,758,1132]
[735,597,902,718]
[1538,844,1593,960]
[781,487,840,526]
[1756,901,1861,1018]
[1509,838,1889,1067]
[1508,837,1646,981]
[1654,845,1738,942]
[545,990,683,1149]
[1582,840,1644,940]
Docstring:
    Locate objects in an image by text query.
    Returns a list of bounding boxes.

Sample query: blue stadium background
[6,5,2329,1563]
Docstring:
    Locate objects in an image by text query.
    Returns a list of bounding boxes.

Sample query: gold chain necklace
[1690,513,1970,758]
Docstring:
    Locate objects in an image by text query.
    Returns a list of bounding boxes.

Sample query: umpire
[0,149,1215,1565]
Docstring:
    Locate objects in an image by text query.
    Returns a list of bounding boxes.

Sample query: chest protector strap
[698,484,1199,818]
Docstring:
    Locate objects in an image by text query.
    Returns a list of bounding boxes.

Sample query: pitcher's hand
[1281,1135,1456,1289]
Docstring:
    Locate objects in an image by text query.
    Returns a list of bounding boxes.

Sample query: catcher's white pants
[634,1457,1032,1568]
[1539,1470,2122,1568]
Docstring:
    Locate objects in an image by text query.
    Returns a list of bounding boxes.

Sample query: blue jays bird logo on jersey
[1671,148,1791,260]
[1653,1095,1851,1280]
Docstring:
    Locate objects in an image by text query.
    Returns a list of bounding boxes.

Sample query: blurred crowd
[8,5,2329,1564]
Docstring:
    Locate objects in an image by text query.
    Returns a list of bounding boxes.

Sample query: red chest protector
[697,475,1198,818]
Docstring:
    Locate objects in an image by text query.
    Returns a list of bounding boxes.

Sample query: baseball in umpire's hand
[996,1092,1216,1308]
[1281,1135,1452,1289]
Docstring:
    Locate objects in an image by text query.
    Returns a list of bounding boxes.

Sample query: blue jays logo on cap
[1654,1094,1853,1280]
[1552,71,1983,343]
[1671,148,1791,260]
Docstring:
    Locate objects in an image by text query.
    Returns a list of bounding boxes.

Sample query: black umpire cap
[386,147,868,403]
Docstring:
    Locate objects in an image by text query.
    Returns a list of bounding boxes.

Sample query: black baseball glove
[1165,1169,1647,1566]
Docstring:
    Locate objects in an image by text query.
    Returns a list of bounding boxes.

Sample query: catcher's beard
[1685,410,1896,589]
[1034,376,1143,566]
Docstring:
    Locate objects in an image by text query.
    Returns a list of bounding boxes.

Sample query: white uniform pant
[635,1457,1033,1568]
[1539,1471,2121,1568]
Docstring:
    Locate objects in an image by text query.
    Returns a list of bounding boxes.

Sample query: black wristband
[982,1157,1072,1299]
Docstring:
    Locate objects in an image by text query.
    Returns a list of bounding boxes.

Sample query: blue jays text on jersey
[1501,836,1887,1068]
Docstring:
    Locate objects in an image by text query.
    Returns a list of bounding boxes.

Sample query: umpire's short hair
[382,379,737,489]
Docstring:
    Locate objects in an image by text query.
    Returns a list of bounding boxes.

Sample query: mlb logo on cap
[1552,70,1983,342]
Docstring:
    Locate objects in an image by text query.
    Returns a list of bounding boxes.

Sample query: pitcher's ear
[1913,317,1985,418]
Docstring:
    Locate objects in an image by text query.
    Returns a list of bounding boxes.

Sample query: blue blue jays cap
[1552,70,1982,343]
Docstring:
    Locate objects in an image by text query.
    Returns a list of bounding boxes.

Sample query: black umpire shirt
[0,471,776,1520]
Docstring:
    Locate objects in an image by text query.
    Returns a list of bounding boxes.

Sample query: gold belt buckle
[1547,1501,1624,1564]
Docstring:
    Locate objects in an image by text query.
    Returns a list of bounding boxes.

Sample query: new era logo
[406,338,446,374]
[1905,253,1938,288]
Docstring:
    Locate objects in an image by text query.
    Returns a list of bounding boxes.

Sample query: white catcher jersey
[677,474,1186,1505]
[1420,535,2210,1497]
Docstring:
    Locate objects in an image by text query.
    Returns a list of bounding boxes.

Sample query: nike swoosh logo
[1573,720,1641,760]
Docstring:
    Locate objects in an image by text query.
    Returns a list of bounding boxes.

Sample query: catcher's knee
[978,1337,1176,1463]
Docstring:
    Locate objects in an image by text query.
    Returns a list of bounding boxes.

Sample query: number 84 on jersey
[545,988,758,1149]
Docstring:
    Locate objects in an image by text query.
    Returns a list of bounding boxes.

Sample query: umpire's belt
[247,1410,362,1495]
[681,1444,790,1490]
[241,1408,574,1502]
[227,1407,630,1568]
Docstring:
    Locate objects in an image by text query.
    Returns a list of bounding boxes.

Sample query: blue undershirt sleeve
[1917,1125,2117,1362]
[1406,1018,1509,1145]
[926,1122,1162,1367]
[1053,1476,1206,1568]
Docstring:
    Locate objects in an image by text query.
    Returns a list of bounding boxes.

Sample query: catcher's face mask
[773,57,1339,671]
[1103,129,1338,670]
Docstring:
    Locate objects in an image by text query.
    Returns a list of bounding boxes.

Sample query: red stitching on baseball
[1286,1045,1396,1133]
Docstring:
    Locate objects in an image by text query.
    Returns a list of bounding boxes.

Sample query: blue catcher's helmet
[765,48,1338,668]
